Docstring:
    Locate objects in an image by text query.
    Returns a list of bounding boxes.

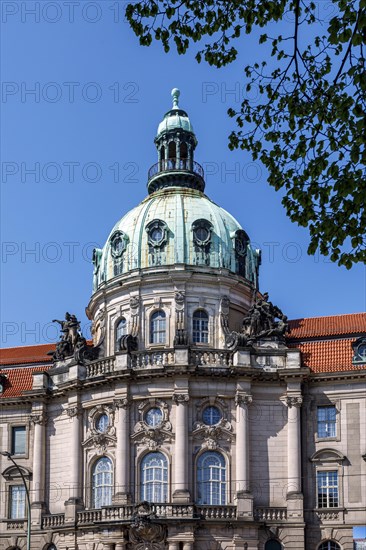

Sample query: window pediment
[2,465,32,481]
[310,448,346,463]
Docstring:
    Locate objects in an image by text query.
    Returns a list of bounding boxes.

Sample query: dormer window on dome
[146,219,169,266]
[192,219,213,266]
[110,230,128,276]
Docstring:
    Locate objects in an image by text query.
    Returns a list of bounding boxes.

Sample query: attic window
[352,336,366,364]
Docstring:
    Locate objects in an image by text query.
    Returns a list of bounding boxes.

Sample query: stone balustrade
[196,505,237,519]
[254,507,287,521]
[314,509,342,521]
[190,350,234,367]
[77,509,103,524]
[131,350,175,369]
[4,519,26,530]
[103,505,135,521]
[85,357,116,378]
[42,514,65,529]
[40,504,239,526]
[152,504,195,518]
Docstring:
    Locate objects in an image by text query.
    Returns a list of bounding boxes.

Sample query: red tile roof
[288,312,366,339]
[287,312,366,373]
[292,339,361,372]
[0,343,55,366]
[0,366,50,398]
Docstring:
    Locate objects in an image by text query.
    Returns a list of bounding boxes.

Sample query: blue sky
[1,1,365,347]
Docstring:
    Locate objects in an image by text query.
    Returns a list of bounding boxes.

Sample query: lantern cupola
[147,88,205,194]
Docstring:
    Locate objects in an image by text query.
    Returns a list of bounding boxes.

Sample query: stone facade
[0,90,365,550]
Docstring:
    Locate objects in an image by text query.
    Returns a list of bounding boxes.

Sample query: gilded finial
[171,88,180,109]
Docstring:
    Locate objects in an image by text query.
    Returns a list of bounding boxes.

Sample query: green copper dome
[92,90,261,292]
[93,187,260,290]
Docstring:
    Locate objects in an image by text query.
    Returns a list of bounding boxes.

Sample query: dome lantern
[148,89,205,194]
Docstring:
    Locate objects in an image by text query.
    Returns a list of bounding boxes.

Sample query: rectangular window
[9,485,26,519]
[317,406,336,438]
[317,471,338,508]
[11,426,26,455]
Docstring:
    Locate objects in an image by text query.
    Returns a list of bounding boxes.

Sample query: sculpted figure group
[242,292,289,343]
[50,312,98,364]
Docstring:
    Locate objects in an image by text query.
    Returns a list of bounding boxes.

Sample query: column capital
[114,397,129,409]
[281,395,303,408]
[173,393,189,405]
[235,393,253,407]
[66,405,82,418]
[30,413,47,425]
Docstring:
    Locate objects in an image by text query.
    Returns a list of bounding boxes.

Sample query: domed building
[0,90,365,550]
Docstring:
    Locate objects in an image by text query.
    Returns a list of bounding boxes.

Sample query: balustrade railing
[254,507,287,521]
[85,357,116,378]
[152,504,195,518]
[196,505,237,520]
[5,519,26,530]
[61,504,240,526]
[315,509,341,521]
[148,158,204,180]
[190,349,234,368]
[42,513,65,529]
[131,350,175,369]
[103,505,134,520]
[77,509,103,524]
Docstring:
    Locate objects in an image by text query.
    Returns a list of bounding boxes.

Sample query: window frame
[91,456,114,509]
[149,309,167,346]
[317,541,342,550]
[316,470,339,509]
[115,316,128,351]
[10,425,27,457]
[192,309,209,345]
[139,451,169,503]
[196,450,228,506]
[316,405,337,439]
[315,400,341,443]
[8,484,26,519]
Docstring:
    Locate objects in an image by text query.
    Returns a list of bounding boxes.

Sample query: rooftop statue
[49,312,99,364]
[242,293,289,343]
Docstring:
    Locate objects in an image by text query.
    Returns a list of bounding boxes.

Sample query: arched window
[192,310,209,344]
[197,451,227,505]
[150,310,166,344]
[318,542,341,550]
[115,317,127,350]
[92,457,113,508]
[168,141,176,159]
[140,452,168,502]
[47,545,57,550]
[265,541,282,550]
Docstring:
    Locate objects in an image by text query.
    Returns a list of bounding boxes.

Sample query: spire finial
[171,88,180,109]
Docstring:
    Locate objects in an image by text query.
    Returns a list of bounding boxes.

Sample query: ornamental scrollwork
[129,502,166,549]
[192,418,233,451]
[82,404,117,452]
[174,291,188,346]
[132,399,172,450]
